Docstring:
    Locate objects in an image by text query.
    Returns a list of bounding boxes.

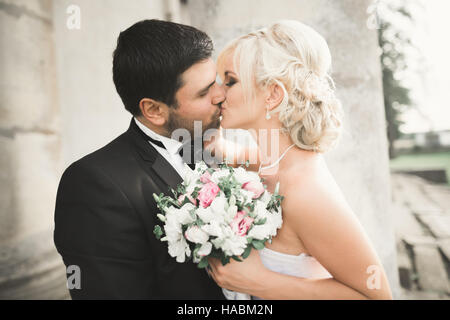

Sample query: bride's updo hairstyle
[218,20,343,153]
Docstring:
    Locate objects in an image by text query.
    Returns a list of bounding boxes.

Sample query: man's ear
[138,98,168,126]
[265,83,285,111]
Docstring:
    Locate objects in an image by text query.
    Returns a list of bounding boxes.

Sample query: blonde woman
[207,20,393,300]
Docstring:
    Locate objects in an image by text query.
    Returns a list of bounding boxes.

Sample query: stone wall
[0,0,67,299]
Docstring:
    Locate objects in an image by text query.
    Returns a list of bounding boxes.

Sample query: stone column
[184,0,400,298]
[0,0,68,299]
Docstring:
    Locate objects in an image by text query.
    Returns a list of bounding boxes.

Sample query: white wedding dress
[222,247,332,300]
[251,247,333,299]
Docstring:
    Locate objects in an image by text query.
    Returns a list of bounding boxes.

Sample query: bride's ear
[138,98,168,126]
[265,83,285,111]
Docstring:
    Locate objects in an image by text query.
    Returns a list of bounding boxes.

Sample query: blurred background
[0,0,448,299]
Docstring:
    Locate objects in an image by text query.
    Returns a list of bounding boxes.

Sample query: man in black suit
[54,19,225,299]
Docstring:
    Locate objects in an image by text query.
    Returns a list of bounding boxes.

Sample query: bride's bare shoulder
[280,153,347,215]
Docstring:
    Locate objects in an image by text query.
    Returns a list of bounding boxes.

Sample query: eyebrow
[197,80,216,96]
[224,71,236,77]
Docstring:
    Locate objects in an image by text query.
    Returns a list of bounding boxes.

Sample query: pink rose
[242,180,265,199]
[197,182,220,208]
[200,171,212,184]
[178,194,196,206]
[230,211,254,236]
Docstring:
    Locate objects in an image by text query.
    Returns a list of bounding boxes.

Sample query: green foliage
[153,225,163,240]
[377,1,418,158]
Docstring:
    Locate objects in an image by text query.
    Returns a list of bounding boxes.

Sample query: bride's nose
[211,82,225,106]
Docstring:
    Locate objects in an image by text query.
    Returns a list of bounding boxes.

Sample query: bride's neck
[250,127,294,167]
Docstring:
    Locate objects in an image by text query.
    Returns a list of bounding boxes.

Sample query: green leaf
[242,245,252,259]
[221,255,230,266]
[252,239,265,250]
[193,243,202,257]
[231,256,242,262]
[254,217,267,225]
[153,225,163,240]
[197,257,209,269]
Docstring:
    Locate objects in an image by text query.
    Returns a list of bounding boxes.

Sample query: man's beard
[166,108,221,140]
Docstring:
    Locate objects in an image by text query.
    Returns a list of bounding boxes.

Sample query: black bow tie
[147,134,198,170]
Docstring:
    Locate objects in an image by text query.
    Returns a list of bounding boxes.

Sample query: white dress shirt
[134,118,188,179]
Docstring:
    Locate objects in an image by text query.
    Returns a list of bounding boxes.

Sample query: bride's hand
[207,248,270,294]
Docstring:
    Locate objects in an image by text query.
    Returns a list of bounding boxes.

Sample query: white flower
[210,169,230,184]
[254,200,271,220]
[236,189,255,205]
[196,206,214,223]
[168,237,191,263]
[184,165,201,193]
[177,203,197,225]
[233,167,260,185]
[201,220,224,238]
[185,226,209,244]
[164,210,182,243]
[247,224,271,240]
[195,161,208,173]
[225,204,238,223]
[268,211,283,233]
[221,235,247,256]
[210,194,228,217]
[164,205,179,216]
[197,242,213,257]
[259,191,272,206]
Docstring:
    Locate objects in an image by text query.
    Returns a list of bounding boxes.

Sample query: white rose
[197,242,213,257]
[168,237,191,263]
[185,226,209,244]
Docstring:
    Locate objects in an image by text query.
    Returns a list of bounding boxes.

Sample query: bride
[206,20,393,300]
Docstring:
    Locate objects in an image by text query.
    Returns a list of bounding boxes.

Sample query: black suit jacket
[54,119,225,299]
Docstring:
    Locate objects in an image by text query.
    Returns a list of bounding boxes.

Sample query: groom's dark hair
[112,19,213,116]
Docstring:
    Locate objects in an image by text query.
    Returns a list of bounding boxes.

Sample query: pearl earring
[265,107,271,120]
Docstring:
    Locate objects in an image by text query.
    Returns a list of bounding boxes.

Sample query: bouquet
[153,161,283,299]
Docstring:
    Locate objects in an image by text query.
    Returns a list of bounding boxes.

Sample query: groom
[54,19,225,299]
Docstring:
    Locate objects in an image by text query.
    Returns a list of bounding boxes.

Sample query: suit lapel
[126,118,183,192]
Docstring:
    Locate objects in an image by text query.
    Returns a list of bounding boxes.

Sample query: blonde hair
[218,20,343,153]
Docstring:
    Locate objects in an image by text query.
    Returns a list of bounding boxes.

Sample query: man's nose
[211,82,226,106]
